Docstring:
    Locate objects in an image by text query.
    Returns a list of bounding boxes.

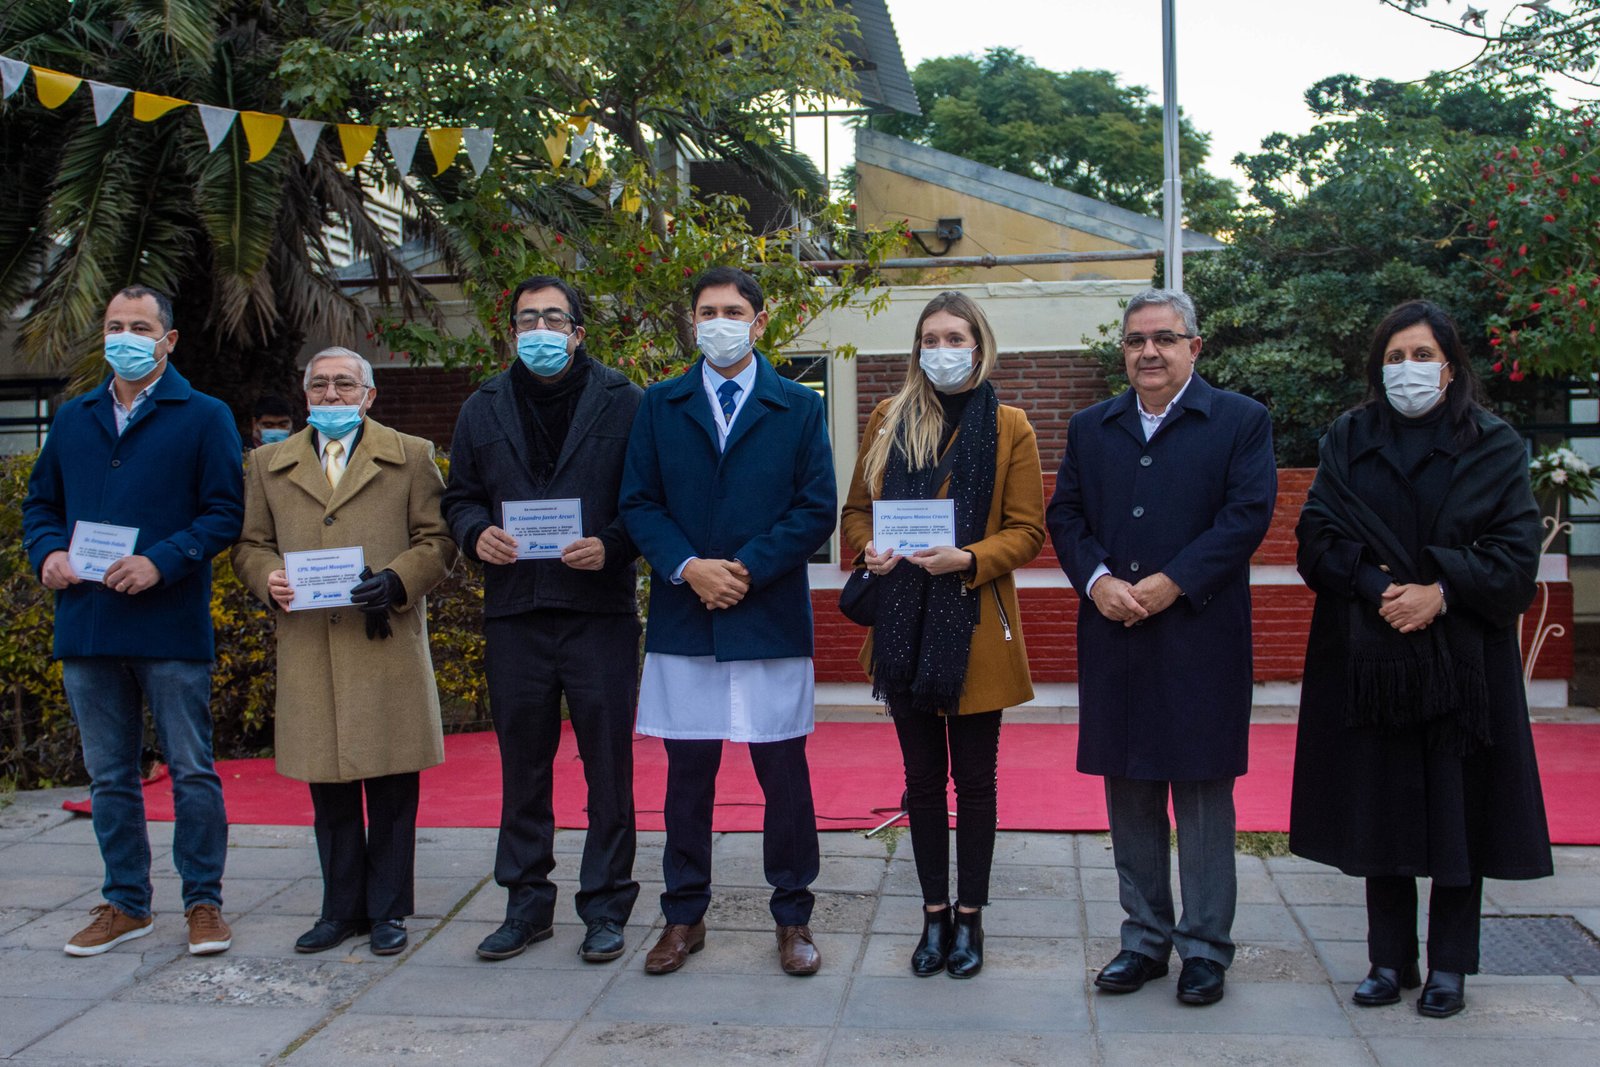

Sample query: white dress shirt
[314,427,361,473]
[108,373,164,435]
[635,354,815,744]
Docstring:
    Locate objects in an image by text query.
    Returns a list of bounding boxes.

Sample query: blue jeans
[62,658,228,918]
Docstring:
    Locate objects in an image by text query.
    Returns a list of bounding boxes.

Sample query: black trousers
[890,706,1001,908]
[485,610,641,927]
[660,735,819,927]
[308,772,420,922]
[1367,875,1484,974]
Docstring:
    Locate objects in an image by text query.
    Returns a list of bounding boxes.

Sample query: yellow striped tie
[325,440,345,487]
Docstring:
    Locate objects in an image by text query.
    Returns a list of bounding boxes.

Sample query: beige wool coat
[232,420,459,783]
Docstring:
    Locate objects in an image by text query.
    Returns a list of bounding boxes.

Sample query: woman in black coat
[1289,300,1552,1019]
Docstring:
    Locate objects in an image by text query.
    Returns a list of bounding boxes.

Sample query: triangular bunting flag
[568,124,596,164]
[426,127,462,175]
[584,154,604,188]
[386,126,422,176]
[543,129,569,168]
[289,118,325,163]
[1,57,29,100]
[88,82,129,125]
[239,111,284,162]
[196,104,237,151]
[620,188,641,214]
[336,123,378,168]
[133,92,187,122]
[608,180,623,206]
[463,127,495,176]
[32,67,82,109]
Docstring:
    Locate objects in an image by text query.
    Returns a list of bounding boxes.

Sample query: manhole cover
[1479,915,1600,976]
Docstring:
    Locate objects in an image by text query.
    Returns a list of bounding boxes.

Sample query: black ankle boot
[1418,970,1466,1018]
[911,906,953,977]
[1353,961,1421,1006]
[946,907,984,979]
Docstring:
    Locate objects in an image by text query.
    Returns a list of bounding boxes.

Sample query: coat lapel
[271,426,333,509]
[550,368,611,482]
[485,374,534,476]
[328,419,406,511]
[1106,389,1145,446]
[665,359,721,453]
[719,354,787,458]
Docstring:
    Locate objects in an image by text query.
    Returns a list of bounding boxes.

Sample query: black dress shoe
[370,918,407,956]
[1094,949,1170,993]
[476,918,554,961]
[295,917,369,954]
[1417,970,1466,1018]
[1353,961,1422,1006]
[1176,957,1226,1005]
[911,907,953,977]
[580,919,626,962]
[946,908,984,979]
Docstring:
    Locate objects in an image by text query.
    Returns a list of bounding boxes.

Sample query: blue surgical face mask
[104,331,163,381]
[305,403,364,439]
[259,428,291,445]
[516,328,573,377]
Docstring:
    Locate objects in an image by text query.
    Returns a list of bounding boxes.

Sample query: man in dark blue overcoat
[1047,288,1276,1006]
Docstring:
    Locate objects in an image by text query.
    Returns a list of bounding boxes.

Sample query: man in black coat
[1047,288,1276,1006]
[442,275,644,964]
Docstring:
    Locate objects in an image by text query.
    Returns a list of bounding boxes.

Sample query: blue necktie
[717,379,741,421]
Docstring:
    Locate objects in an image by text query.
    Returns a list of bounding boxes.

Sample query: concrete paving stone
[0,906,187,966]
[709,830,891,861]
[707,888,877,934]
[251,876,335,917]
[0,905,43,937]
[1293,903,1373,942]
[350,961,616,1021]
[1345,979,1600,1038]
[1314,938,1378,986]
[217,912,439,961]
[1368,1036,1600,1067]
[247,874,479,921]
[223,824,313,848]
[557,1021,828,1066]
[593,971,849,1027]
[290,1013,575,1066]
[1093,981,1354,1036]
[709,854,886,895]
[1226,941,1329,983]
[1273,872,1367,906]
[20,1000,325,1065]
[986,863,1081,901]
[0,995,96,1058]
[1231,902,1308,942]
[417,826,501,851]
[146,876,296,917]
[212,845,319,881]
[0,875,103,911]
[1099,1032,1378,1066]
[1483,873,1600,908]
[873,896,1080,939]
[118,952,389,1009]
[826,1026,1087,1065]
[840,974,1090,1032]
[411,848,493,880]
[411,918,651,970]
[1075,834,1118,867]
[1083,899,1132,941]
[0,946,146,999]
[860,931,1085,981]
[3,810,88,843]
[986,833,1080,868]
[1265,855,1342,875]
[609,926,861,977]
[1548,845,1600,869]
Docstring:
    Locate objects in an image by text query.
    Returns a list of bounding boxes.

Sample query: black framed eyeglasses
[513,309,577,334]
[1120,331,1196,353]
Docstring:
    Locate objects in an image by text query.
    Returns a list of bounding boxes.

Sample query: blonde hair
[861,291,998,494]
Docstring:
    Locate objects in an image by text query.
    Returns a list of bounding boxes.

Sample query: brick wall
[371,367,476,450]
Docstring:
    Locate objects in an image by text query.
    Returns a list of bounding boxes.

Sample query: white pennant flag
[568,124,595,163]
[196,104,237,151]
[386,127,422,175]
[289,118,325,163]
[1,56,28,100]
[608,179,623,206]
[88,82,130,125]
[464,127,495,176]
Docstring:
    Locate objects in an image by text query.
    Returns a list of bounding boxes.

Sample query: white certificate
[873,499,957,554]
[68,521,139,582]
[503,498,584,560]
[284,547,365,611]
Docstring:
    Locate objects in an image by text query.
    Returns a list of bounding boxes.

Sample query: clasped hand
[1091,572,1181,628]
[41,550,160,595]
[684,558,750,610]
[476,526,605,571]
[1378,582,1444,634]
[861,541,973,577]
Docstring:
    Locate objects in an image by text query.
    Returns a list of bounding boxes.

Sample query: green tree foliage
[869,47,1239,234]
[1383,1,1600,91]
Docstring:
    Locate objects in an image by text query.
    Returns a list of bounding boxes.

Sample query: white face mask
[920,346,976,392]
[1382,360,1448,417]
[696,318,754,368]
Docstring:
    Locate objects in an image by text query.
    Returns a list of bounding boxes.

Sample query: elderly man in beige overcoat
[233,346,457,957]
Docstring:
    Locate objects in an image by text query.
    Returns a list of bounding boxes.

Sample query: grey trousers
[1104,775,1238,967]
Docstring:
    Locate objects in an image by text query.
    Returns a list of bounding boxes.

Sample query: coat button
[1139,455,1152,467]
[110,459,121,468]
[324,516,335,526]
[330,613,340,624]
[1130,561,1141,572]
[188,548,199,557]
[1132,506,1145,518]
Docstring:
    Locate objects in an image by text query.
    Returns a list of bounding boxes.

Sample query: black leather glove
[350,566,405,640]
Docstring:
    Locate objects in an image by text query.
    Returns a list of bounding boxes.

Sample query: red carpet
[62,722,1600,845]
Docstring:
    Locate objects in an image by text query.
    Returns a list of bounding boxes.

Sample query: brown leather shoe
[777,924,821,976]
[644,921,705,975]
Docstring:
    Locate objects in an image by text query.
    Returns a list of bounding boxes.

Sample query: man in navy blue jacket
[23,285,244,958]
[620,267,836,977]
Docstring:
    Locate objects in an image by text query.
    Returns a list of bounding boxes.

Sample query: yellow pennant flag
[585,155,604,188]
[427,127,462,175]
[543,130,569,168]
[32,67,82,109]
[239,111,284,163]
[336,123,378,169]
[620,188,641,214]
[132,92,187,122]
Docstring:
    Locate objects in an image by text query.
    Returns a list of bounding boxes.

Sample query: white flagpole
[1161,0,1183,293]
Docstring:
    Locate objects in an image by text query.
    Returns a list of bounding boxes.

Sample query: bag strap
[930,438,959,495]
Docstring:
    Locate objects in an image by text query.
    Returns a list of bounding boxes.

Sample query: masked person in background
[250,394,295,449]
[233,346,458,957]
[23,285,244,958]
[1290,300,1552,1018]
[443,276,645,964]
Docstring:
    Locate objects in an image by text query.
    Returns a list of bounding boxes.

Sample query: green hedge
[0,450,489,791]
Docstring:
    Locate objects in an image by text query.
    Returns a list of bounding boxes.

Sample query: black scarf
[870,381,1000,715]
[509,353,591,484]
[1300,425,1490,755]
